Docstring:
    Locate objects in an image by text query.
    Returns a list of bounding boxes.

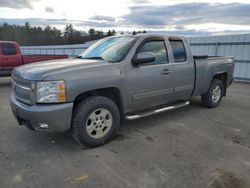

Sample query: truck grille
[12,75,34,105]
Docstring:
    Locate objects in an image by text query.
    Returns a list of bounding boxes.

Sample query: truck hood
[13,58,110,80]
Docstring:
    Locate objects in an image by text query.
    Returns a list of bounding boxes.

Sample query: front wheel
[201,79,224,108]
[71,96,120,147]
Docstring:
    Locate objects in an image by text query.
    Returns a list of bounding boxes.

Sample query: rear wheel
[71,96,120,147]
[201,79,224,108]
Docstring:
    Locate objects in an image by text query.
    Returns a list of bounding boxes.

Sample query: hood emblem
[31,83,36,91]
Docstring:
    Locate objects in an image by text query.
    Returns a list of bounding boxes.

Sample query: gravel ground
[0,77,250,188]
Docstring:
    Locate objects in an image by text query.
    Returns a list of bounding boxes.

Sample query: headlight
[36,81,66,103]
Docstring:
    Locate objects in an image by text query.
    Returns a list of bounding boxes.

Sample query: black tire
[201,79,224,108]
[71,96,120,147]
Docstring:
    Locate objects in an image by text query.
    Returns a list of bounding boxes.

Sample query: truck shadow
[11,96,206,150]
[118,98,206,140]
[0,82,11,88]
[189,97,203,107]
[0,77,12,88]
[25,130,82,151]
[29,98,205,149]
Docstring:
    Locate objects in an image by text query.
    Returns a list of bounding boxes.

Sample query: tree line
[0,22,117,46]
[0,22,147,46]
[0,22,116,46]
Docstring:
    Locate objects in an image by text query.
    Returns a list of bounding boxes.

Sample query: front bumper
[10,92,73,132]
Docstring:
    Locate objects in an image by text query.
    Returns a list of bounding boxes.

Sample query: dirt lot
[0,77,250,188]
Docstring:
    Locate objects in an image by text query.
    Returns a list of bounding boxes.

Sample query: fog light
[39,123,49,129]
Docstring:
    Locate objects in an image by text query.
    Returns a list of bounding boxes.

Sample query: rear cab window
[1,43,17,55]
[138,39,168,65]
[169,39,187,63]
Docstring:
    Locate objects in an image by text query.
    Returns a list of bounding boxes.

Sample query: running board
[125,101,190,120]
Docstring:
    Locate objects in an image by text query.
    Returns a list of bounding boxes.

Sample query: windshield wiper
[81,56,112,63]
[82,56,105,60]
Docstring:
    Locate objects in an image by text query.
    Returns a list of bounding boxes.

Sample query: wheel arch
[212,72,227,96]
[73,87,124,119]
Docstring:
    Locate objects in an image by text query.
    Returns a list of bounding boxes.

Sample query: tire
[201,79,224,108]
[71,96,120,147]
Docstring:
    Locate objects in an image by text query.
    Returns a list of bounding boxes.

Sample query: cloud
[1,2,250,35]
[0,17,117,28]
[130,0,150,4]
[45,6,54,13]
[0,0,38,9]
[1,16,249,36]
[88,15,115,22]
[147,29,212,36]
[123,3,250,28]
[0,18,68,26]
[76,20,116,28]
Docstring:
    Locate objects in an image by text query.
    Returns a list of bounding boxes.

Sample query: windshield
[80,36,136,62]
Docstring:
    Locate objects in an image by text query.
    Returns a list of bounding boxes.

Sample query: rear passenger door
[169,38,195,100]
[1,43,22,70]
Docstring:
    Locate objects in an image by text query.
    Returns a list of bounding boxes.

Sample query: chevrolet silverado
[10,34,234,146]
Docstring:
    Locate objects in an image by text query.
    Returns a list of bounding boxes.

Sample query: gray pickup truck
[10,34,234,146]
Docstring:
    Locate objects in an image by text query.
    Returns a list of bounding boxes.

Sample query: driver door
[129,37,174,111]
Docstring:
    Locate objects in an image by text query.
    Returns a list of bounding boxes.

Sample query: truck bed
[0,41,69,77]
[192,55,234,96]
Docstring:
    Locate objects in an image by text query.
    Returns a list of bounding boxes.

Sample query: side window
[169,40,187,62]
[138,40,168,65]
[1,43,17,55]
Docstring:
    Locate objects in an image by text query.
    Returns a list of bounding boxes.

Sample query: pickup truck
[10,34,234,147]
[0,41,68,77]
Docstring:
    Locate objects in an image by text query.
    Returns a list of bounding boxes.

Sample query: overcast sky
[0,0,250,35]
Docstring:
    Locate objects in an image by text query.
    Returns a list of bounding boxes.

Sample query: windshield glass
[80,36,136,62]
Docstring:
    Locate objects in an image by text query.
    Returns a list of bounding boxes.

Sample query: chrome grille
[12,75,33,105]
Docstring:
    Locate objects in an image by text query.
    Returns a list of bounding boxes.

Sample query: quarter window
[1,43,17,55]
[138,40,168,65]
[169,40,187,62]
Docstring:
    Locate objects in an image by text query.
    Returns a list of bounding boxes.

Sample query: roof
[116,33,186,40]
[0,41,18,44]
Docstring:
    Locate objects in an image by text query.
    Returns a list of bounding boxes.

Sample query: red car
[0,41,68,77]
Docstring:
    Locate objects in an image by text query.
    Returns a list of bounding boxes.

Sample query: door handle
[4,58,8,61]
[161,69,172,75]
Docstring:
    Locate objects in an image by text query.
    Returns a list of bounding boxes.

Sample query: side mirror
[132,52,156,66]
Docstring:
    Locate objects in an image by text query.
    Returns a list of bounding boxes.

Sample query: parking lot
[0,77,250,188]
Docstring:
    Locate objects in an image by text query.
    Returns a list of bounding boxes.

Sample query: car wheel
[71,96,120,147]
[201,79,224,108]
